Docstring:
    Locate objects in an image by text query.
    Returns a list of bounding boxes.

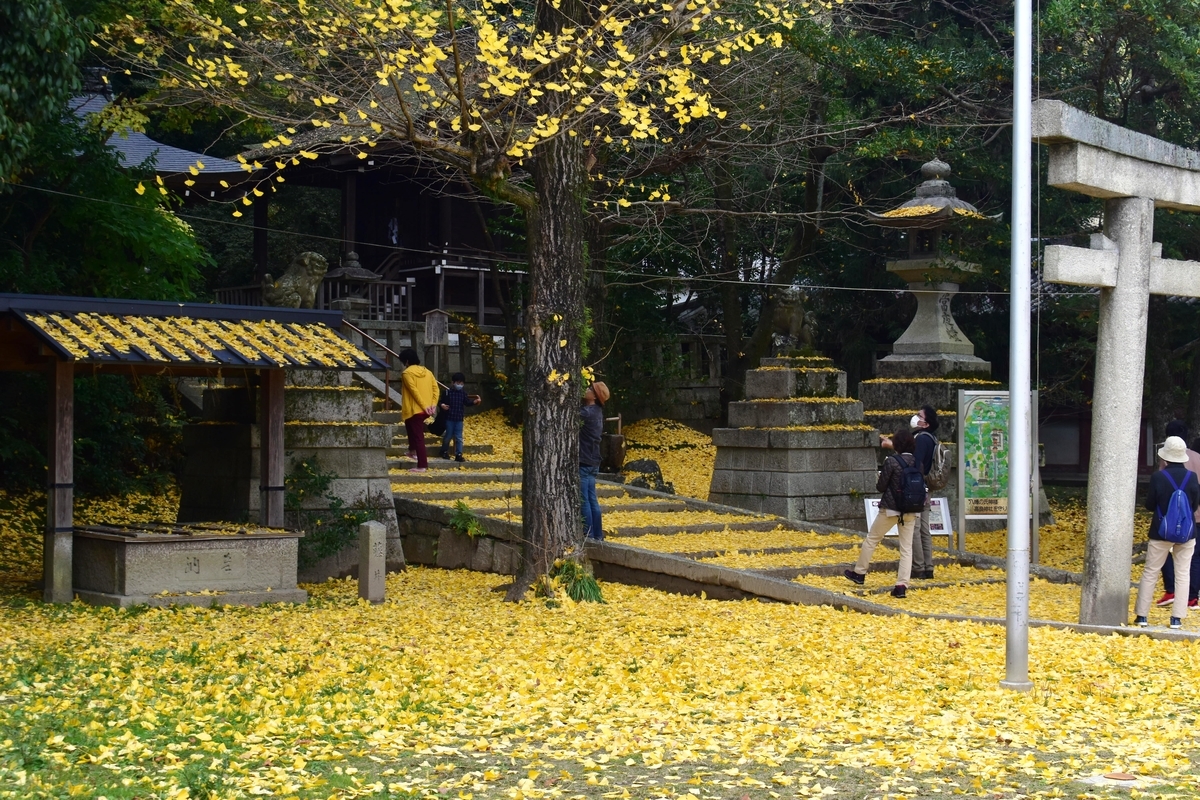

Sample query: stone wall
[177,370,404,582]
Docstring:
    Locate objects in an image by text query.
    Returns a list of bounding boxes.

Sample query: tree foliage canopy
[0,0,88,181]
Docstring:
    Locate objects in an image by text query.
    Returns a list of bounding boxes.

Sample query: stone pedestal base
[73,527,307,608]
[876,353,992,379]
[708,427,879,529]
[709,357,880,530]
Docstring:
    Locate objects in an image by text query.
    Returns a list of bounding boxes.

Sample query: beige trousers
[1136,538,1195,619]
[853,509,917,585]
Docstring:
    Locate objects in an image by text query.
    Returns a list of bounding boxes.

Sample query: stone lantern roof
[868,160,991,229]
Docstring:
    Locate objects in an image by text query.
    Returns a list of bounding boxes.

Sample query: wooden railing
[215,279,413,321]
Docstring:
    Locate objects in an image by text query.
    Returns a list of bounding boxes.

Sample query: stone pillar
[359,520,386,603]
[1080,196,1155,626]
[45,360,73,604]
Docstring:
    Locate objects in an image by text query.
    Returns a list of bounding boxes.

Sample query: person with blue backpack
[845,427,926,599]
[1152,420,1200,608]
[1134,436,1200,629]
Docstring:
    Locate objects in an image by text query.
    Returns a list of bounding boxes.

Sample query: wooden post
[477,269,486,324]
[260,369,285,528]
[45,360,73,603]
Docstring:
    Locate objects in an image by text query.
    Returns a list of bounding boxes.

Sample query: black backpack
[893,454,927,513]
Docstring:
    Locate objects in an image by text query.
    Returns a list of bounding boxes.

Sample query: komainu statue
[769,288,817,355]
[262,252,328,308]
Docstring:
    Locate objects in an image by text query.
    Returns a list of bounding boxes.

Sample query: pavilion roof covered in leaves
[0,294,386,372]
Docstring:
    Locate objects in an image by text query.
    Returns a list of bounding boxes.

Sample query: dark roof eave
[0,293,346,326]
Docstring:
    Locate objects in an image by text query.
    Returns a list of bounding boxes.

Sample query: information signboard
[863,497,953,537]
[960,392,1010,518]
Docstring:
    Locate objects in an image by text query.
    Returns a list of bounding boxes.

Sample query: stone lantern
[867,159,993,377]
[325,251,380,318]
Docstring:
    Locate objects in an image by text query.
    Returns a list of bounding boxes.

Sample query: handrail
[341,320,450,415]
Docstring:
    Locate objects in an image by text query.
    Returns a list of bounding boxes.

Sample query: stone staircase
[387,458,1081,619]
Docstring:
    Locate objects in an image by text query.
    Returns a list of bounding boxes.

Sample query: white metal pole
[1002,0,1034,693]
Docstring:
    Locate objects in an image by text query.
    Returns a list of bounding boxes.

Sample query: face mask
[910,414,922,430]
[453,383,464,390]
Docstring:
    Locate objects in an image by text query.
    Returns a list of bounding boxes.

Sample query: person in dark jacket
[911,405,940,579]
[1134,436,1200,628]
[845,427,921,598]
[579,381,609,540]
[437,372,481,462]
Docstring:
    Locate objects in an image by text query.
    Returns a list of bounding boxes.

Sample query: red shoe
[1190,598,1198,608]
[1156,592,1175,607]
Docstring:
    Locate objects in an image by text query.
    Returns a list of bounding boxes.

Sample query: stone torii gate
[1034,100,1200,626]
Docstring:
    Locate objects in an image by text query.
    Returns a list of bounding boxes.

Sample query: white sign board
[863,497,954,537]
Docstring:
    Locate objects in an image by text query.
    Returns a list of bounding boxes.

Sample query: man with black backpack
[1133,436,1200,629]
[911,405,946,579]
[845,427,925,598]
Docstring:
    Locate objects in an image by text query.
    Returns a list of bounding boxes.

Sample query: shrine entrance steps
[389,458,1172,638]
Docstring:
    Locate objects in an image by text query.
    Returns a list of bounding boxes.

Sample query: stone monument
[358,520,386,603]
[1034,100,1200,626]
[708,356,880,529]
[262,252,328,309]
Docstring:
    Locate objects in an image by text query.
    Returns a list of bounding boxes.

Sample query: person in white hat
[1133,436,1200,628]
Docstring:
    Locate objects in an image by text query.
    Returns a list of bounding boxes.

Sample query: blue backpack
[1158,469,1196,543]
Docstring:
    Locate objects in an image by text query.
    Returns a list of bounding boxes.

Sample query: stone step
[857,378,1000,413]
[391,470,521,485]
[862,410,958,441]
[388,458,519,471]
[373,410,405,424]
[745,367,846,400]
[753,554,963,580]
[728,398,864,428]
[410,484,627,502]
[607,519,784,537]
[599,500,690,513]
[387,443,495,457]
[711,426,877,452]
[671,542,858,559]
[761,356,835,368]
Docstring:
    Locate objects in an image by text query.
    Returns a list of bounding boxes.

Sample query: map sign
[962,392,1009,518]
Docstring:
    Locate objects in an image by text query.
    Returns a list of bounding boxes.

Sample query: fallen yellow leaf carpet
[3,565,1200,798]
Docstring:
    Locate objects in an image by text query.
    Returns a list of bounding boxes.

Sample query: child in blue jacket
[438,373,481,462]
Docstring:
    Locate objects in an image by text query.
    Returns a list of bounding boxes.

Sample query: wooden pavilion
[0,293,385,604]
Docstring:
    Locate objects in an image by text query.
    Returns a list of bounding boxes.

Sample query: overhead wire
[3,175,1102,298]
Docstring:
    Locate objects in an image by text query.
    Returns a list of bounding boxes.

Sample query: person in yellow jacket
[399,349,439,472]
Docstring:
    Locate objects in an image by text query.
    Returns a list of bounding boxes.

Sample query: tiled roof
[1,294,385,370]
[71,95,245,176]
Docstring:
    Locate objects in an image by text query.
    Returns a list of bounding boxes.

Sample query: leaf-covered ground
[2,566,1200,799]
[3,421,1197,797]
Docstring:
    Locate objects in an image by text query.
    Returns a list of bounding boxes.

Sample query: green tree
[586,0,1015,407]
[0,0,87,181]
[0,112,211,298]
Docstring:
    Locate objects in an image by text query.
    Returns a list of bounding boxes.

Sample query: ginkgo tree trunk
[102,0,807,598]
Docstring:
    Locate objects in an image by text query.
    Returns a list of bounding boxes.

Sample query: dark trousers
[1162,550,1200,599]
[404,413,428,469]
[580,465,603,540]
